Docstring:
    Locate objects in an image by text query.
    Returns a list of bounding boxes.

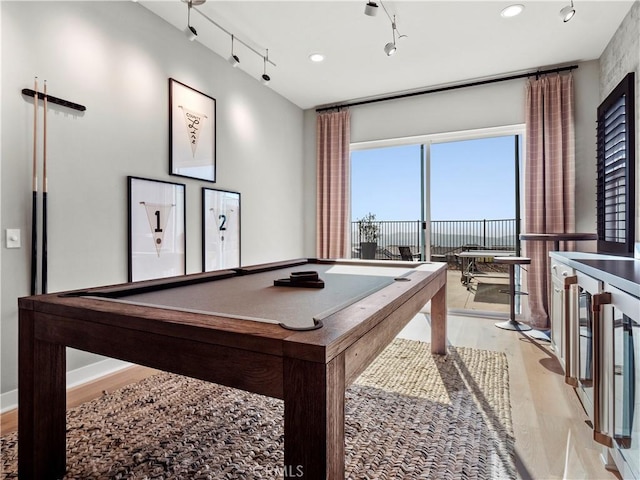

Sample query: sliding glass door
[350,128,523,312]
[430,135,520,313]
[430,136,519,258]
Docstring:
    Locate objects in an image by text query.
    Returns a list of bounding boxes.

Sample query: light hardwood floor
[1,313,621,480]
[399,312,620,480]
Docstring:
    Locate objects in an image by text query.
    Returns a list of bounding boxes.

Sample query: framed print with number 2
[128,176,186,282]
[203,187,240,271]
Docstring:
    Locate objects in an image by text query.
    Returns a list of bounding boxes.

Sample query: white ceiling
[140,1,635,110]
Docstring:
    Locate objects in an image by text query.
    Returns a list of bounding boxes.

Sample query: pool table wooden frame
[18,258,447,479]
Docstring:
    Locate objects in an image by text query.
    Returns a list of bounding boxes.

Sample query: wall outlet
[634,242,640,260]
[6,229,21,249]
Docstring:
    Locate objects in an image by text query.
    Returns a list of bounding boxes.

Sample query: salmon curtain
[524,74,576,329]
[316,110,351,259]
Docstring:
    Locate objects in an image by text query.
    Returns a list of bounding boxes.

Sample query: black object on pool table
[274,270,325,288]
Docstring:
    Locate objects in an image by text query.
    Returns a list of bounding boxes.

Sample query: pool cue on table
[42,80,48,294]
[30,77,39,296]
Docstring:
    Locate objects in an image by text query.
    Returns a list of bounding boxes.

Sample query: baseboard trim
[0,358,132,413]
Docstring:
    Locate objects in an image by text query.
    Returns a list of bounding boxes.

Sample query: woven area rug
[1,338,515,479]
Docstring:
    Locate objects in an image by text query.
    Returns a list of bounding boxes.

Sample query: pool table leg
[19,309,67,480]
[283,353,345,480]
[431,281,447,355]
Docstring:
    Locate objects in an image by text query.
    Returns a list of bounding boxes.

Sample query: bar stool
[494,256,531,331]
[519,232,597,341]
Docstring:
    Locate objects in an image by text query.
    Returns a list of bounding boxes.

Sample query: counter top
[550,251,640,298]
[521,233,598,241]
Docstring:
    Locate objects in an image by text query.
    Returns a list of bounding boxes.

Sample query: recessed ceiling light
[501,4,524,18]
[309,53,325,63]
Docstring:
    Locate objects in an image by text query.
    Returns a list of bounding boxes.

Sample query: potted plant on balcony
[358,212,379,259]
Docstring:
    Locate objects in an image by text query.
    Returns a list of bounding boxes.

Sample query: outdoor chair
[398,246,417,261]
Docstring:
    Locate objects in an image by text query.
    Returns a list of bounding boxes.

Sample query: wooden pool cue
[42,80,48,294]
[30,77,38,296]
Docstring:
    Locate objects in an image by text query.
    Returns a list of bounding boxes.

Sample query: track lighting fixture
[261,50,271,85]
[364,1,379,16]
[366,2,407,57]
[182,2,276,85]
[560,0,576,22]
[183,0,199,41]
[228,34,240,67]
[384,15,399,56]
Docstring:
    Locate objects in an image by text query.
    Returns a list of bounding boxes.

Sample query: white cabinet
[548,252,640,480]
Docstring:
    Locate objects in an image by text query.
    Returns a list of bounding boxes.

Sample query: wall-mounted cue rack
[22,88,86,112]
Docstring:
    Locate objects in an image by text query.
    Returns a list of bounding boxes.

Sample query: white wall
[303,61,601,255]
[349,80,525,143]
[1,1,305,400]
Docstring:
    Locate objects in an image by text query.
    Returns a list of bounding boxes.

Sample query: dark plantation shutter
[596,73,635,254]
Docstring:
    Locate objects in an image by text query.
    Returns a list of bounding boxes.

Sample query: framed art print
[203,187,240,271]
[169,78,216,182]
[128,176,186,282]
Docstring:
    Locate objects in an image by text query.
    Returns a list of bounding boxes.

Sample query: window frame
[596,72,636,254]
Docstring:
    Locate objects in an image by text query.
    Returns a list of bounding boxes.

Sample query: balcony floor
[445,268,511,314]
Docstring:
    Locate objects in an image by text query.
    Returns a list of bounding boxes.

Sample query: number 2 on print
[154,211,162,232]
[218,214,227,231]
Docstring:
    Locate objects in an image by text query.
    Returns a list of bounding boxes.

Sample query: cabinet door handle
[592,292,613,447]
[564,277,578,387]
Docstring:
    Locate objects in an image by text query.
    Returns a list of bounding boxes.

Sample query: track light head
[383,15,399,56]
[228,35,240,66]
[364,1,378,16]
[384,42,397,56]
[184,25,197,41]
[183,0,201,41]
[560,1,575,22]
[229,54,240,67]
[261,49,271,85]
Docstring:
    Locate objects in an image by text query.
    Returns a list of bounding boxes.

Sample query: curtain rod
[316,64,578,113]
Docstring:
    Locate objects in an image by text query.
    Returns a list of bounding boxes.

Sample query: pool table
[18,258,447,479]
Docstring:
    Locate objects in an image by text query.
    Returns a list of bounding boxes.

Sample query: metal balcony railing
[350,218,517,262]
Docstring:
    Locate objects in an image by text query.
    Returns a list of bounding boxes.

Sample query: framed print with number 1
[203,187,240,271]
[128,176,186,282]
[169,78,216,182]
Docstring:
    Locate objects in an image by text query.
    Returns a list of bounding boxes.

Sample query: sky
[351,136,518,222]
